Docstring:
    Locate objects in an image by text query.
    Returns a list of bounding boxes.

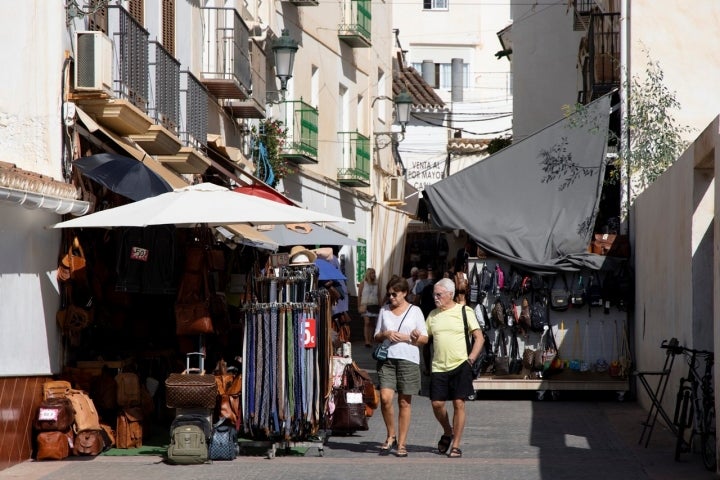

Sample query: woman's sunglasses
[387,291,400,298]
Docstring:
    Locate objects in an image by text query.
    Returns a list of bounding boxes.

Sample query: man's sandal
[447,447,462,458]
[437,434,453,454]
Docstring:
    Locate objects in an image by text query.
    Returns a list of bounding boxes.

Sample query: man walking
[425,278,483,458]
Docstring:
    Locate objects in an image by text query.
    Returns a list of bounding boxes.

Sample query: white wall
[632,116,718,417]
[0,205,63,375]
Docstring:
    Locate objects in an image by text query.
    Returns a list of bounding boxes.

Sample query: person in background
[374,277,428,458]
[454,239,475,274]
[411,268,428,304]
[425,278,483,459]
[358,268,381,347]
[406,267,419,303]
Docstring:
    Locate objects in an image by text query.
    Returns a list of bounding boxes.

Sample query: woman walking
[358,268,381,347]
[373,277,428,457]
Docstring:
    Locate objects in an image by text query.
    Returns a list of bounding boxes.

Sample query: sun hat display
[289,245,317,265]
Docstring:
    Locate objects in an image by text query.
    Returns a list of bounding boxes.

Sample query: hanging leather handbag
[329,386,368,432]
[175,271,214,336]
[550,274,570,311]
[165,353,218,409]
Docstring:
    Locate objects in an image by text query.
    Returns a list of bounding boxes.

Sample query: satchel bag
[329,386,368,432]
[570,273,586,306]
[165,353,218,409]
[209,420,238,460]
[550,274,570,311]
[73,429,104,456]
[36,430,71,460]
[58,236,87,283]
[372,339,391,361]
[175,270,214,336]
[34,397,74,432]
[214,359,241,427]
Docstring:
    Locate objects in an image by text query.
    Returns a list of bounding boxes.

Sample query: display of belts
[44,215,350,461]
[462,256,632,399]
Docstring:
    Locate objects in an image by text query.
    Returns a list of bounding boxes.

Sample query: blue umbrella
[314,258,346,281]
[73,153,173,201]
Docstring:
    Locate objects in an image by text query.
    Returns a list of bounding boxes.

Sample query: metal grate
[180,71,208,151]
[150,41,180,134]
[110,5,149,111]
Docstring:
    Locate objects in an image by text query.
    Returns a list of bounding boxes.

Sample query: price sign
[130,246,149,262]
[271,253,289,267]
[304,318,316,348]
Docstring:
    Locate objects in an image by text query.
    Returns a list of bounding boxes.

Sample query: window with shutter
[162,0,175,56]
[128,0,144,25]
[87,0,107,33]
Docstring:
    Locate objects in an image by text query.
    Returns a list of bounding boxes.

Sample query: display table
[473,371,629,400]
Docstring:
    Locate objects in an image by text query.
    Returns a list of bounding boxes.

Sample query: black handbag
[550,274,570,311]
[461,306,483,378]
[509,328,523,374]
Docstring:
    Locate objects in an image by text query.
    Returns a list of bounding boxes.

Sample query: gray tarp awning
[422,95,612,273]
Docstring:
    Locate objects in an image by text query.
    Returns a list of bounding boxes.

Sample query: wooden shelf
[473,371,629,391]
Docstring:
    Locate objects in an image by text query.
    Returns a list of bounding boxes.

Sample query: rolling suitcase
[165,352,217,409]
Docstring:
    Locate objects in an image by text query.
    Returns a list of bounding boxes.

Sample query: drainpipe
[0,187,90,215]
[620,0,630,237]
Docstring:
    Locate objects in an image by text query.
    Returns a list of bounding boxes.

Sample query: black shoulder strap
[461,306,472,354]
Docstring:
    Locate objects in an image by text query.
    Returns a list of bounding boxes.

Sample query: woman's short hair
[386,277,409,293]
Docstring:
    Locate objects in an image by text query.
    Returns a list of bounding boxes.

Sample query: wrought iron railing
[281,100,318,159]
[149,41,180,134]
[180,71,209,151]
[201,7,251,95]
[339,0,371,41]
[337,131,370,182]
[108,5,149,111]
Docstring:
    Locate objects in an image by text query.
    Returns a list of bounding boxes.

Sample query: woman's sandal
[380,436,396,452]
[437,434,453,454]
[396,445,408,457]
[447,447,462,458]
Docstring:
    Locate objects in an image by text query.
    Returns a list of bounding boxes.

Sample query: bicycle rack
[634,338,681,447]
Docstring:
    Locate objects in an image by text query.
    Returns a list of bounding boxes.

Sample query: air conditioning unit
[385,176,404,203]
[74,31,113,92]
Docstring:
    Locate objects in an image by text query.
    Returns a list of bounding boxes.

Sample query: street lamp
[271,29,299,93]
[393,89,413,132]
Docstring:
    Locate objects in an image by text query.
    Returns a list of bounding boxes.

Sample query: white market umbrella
[256,223,358,246]
[50,183,352,228]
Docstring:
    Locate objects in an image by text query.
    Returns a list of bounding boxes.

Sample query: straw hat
[289,245,317,265]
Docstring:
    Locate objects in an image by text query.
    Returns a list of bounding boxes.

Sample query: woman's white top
[373,304,427,365]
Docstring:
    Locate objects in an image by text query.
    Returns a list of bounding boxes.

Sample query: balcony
[578,11,620,104]
[278,100,319,164]
[337,132,370,187]
[280,0,319,5]
[75,5,152,135]
[338,0,371,48]
[156,71,212,174]
[223,38,266,119]
[129,41,182,155]
[200,7,252,100]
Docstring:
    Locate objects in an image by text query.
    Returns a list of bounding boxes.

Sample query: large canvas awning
[422,95,612,273]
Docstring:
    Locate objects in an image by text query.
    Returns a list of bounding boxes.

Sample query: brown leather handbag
[175,271,214,336]
[73,429,104,456]
[36,431,71,460]
[33,397,74,432]
[214,359,242,426]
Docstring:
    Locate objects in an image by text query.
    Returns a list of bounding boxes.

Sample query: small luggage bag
[165,352,217,409]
